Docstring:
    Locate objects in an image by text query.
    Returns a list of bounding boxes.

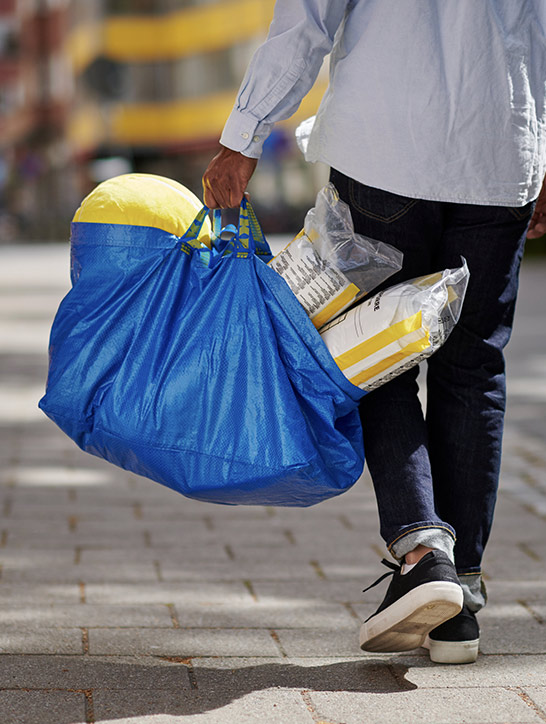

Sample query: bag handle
[180,198,272,261]
[225,197,273,260]
[233,196,256,256]
[210,209,237,255]
[178,205,210,254]
[244,197,272,260]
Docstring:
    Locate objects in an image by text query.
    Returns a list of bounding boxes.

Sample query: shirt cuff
[220,107,273,159]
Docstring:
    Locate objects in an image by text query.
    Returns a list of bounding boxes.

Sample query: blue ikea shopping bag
[39,199,366,506]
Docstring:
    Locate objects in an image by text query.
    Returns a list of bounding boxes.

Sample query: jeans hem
[387,524,456,563]
[387,523,456,551]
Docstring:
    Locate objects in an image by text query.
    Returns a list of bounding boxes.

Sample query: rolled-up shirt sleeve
[220,0,349,158]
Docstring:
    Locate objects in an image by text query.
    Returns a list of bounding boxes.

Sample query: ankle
[404,545,435,566]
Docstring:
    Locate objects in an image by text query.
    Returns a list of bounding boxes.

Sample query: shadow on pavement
[3,656,416,722]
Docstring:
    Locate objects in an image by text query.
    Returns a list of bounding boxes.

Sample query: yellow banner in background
[69,83,328,152]
[65,0,328,152]
[105,0,275,61]
[66,0,276,71]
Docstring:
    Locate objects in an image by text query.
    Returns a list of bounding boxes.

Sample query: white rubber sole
[423,635,479,664]
[359,581,463,653]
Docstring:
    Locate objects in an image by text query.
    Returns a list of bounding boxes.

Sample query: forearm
[203,0,349,207]
[221,0,349,158]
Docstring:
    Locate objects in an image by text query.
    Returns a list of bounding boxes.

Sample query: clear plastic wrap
[268,184,403,328]
[319,259,470,391]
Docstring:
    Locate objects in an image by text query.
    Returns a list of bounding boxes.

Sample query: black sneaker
[360,550,463,653]
[423,604,480,663]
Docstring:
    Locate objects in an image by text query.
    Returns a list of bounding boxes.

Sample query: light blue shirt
[220,0,546,207]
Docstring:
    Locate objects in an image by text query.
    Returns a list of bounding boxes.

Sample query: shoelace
[362,558,401,594]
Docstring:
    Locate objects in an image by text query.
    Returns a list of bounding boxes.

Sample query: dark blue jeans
[330,169,534,604]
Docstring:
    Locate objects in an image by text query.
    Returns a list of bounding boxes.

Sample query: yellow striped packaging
[320,261,470,391]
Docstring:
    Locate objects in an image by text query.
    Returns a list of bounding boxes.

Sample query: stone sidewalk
[0,244,545,724]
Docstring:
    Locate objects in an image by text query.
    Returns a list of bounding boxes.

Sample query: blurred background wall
[0,0,330,242]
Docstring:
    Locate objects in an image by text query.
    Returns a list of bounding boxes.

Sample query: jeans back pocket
[347,179,420,224]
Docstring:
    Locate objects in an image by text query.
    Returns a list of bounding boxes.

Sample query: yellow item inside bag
[268,184,403,328]
[72,173,211,247]
[320,260,469,391]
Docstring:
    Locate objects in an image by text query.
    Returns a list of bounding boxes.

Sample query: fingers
[203,173,242,209]
[203,182,243,209]
[527,219,546,239]
[202,182,218,209]
[201,147,258,209]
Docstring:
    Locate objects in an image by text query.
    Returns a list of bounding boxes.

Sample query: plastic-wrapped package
[268,184,403,328]
[319,260,470,391]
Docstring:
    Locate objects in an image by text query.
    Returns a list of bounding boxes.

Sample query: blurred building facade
[0,0,74,240]
[0,0,328,241]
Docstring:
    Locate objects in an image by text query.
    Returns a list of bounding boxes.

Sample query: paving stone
[252,578,381,605]
[0,291,67,316]
[1,488,74,505]
[2,465,116,489]
[396,654,546,688]
[522,688,546,717]
[0,518,77,533]
[1,562,159,584]
[0,583,80,604]
[479,603,546,654]
[0,604,173,628]
[79,544,230,565]
[192,656,400,693]
[123,504,274,522]
[189,517,298,535]
[7,451,74,467]
[140,523,225,542]
[225,543,370,564]
[274,525,375,545]
[159,560,324,582]
[0,627,82,655]
[6,503,139,521]
[191,656,298,669]
[92,688,315,724]
[71,487,177,505]
[307,687,545,724]
[88,627,282,657]
[526,602,546,623]
[73,519,165,534]
[0,550,75,570]
[2,530,147,548]
[0,655,191,691]
[272,628,364,658]
[351,602,387,624]
[515,539,546,560]
[170,600,356,630]
[483,580,546,605]
[316,561,373,579]
[149,526,288,549]
[482,543,546,581]
[490,496,546,537]
[83,581,253,605]
[0,690,86,724]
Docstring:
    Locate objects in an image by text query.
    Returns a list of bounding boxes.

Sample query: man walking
[202,1,546,663]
